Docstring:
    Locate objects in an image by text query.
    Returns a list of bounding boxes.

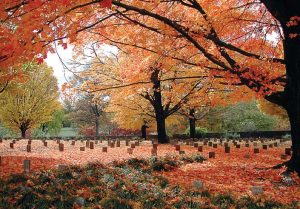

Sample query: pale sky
[45,45,74,89]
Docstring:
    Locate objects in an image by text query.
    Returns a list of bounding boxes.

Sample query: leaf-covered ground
[1,139,300,207]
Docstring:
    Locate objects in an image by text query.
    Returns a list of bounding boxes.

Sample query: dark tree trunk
[262,0,300,172]
[283,28,300,172]
[151,68,169,144]
[20,123,28,138]
[95,119,100,137]
[189,108,196,138]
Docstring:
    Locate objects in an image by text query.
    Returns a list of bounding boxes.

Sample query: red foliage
[0,139,299,204]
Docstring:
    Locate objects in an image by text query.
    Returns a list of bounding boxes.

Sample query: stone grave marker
[198,146,203,152]
[9,142,14,149]
[80,147,85,151]
[71,141,75,146]
[153,144,158,149]
[281,154,288,160]
[285,148,292,155]
[225,146,230,153]
[236,144,241,149]
[213,144,217,148]
[208,142,213,147]
[179,150,185,155]
[125,140,129,146]
[193,180,203,189]
[44,141,48,147]
[244,154,251,159]
[27,144,31,152]
[135,141,139,146]
[151,148,157,156]
[90,142,94,149]
[86,141,90,148]
[194,143,198,148]
[102,147,108,152]
[59,143,64,152]
[24,159,30,173]
[251,186,263,195]
[175,144,180,151]
[116,141,121,147]
[208,152,215,158]
[127,148,133,154]
[130,143,135,149]
[254,148,259,154]
[58,164,68,170]
[262,145,268,150]
[110,142,115,148]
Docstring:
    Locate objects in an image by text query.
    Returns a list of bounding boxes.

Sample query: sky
[45,45,74,89]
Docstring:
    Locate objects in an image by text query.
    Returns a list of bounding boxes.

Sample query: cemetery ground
[0,138,300,208]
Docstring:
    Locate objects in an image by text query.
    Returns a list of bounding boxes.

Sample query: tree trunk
[283,28,300,172]
[95,118,100,137]
[20,124,28,138]
[189,108,196,138]
[151,68,169,144]
[156,113,168,143]
[262,0,300,172]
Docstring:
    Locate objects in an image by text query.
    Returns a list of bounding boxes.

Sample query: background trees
[0,62,60,137]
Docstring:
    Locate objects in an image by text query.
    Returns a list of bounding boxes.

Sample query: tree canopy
[0,62,60,137]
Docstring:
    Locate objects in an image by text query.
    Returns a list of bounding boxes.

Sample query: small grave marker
[127,148,133,154]
[193,180,203,189]
[90,142,94,149]
[254,148,259,154]
[198,146,203,152]
[225,146,230,153]
[130,144,135,149]
[102,147,107,152]
[175,144,180,151]
[281,154,288,160]
[27,144,31,152]
[208,152,215,158]
[251,186,263,195]
[179,150,185,155]
[151,148,157,156]
[24,159,30,173]
[262,145,268,150]
[80,147,85,151]
[59,143,64,152]
[285,148,292,155]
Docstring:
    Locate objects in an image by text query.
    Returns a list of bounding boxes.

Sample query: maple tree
[73,49,220,143]
[0,62,60,137]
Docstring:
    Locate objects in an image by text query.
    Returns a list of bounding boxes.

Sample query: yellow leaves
[0,62,60,134]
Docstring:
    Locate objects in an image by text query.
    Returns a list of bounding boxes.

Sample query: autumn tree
[67,94,106,137]
[74,49,231,143]
[0,62,60,138]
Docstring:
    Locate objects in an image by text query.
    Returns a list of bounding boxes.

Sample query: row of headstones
[173,143,292,159]
[5,138,145,153]
[173,138,289,147]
